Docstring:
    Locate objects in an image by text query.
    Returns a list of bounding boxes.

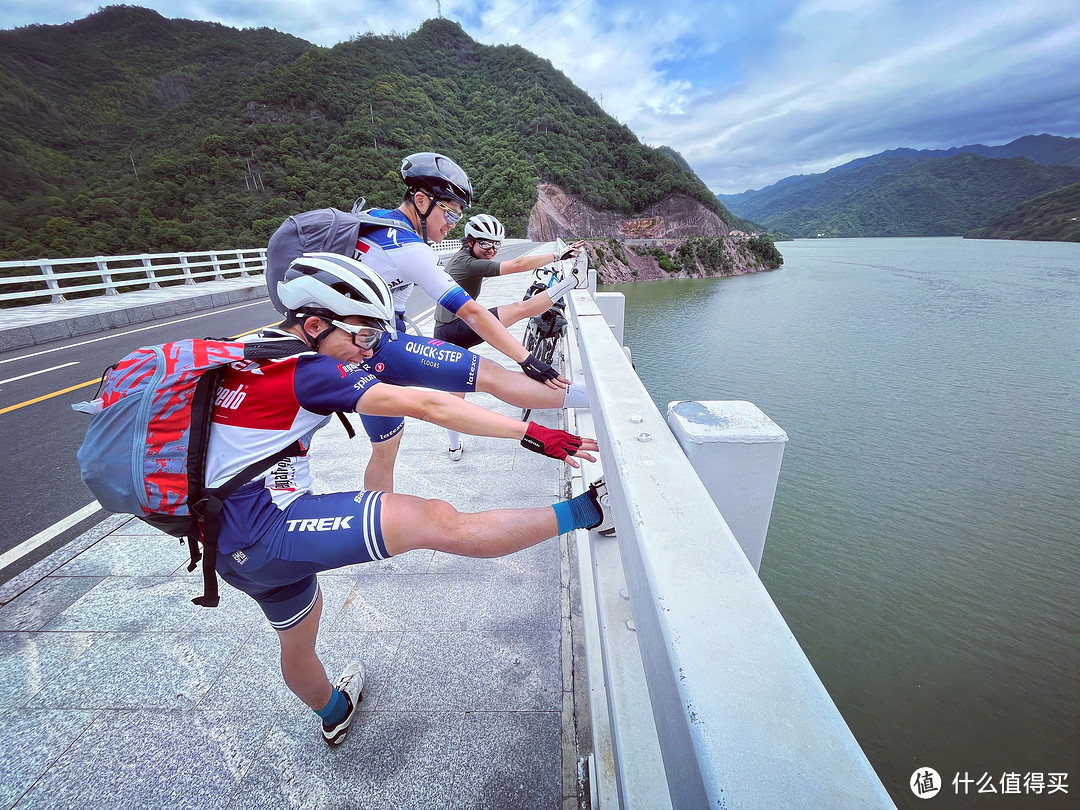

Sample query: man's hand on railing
[519,352,569,389]
[520,421,597,467]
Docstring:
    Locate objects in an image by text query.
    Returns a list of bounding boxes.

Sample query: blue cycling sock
[316,687,349,725]
[553,490,603,534]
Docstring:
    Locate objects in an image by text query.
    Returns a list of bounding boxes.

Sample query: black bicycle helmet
[464,214,506,242]
[400,152,473,207]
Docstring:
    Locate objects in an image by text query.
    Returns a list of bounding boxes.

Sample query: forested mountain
[0,6,741,261]
[717,135,1080,238]
[966,182,1080,242]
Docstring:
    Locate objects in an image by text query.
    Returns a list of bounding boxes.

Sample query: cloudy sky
[3,0,1078,193]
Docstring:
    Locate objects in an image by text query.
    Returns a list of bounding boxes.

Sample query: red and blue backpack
[73,336,307,606]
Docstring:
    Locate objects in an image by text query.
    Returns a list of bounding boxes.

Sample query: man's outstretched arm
[356,384,597,467]
[498,241,584,275]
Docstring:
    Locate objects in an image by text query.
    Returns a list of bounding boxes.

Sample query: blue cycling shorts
[358,331,482,442]
[215,484,389,630]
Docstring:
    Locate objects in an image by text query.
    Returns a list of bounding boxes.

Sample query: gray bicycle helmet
[400,152,473,207]
[464,214,505,242]
[278,253,395,336]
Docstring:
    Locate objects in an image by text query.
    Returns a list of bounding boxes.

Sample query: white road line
[0,300,266,365]
[0,501,103,572]
[0,361,79,385]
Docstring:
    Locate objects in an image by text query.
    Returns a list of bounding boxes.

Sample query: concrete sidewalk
[0,272,587,809]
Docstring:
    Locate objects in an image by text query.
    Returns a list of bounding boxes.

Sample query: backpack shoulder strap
[350,198,413,233]
[190,438,303,608]
[354,210,413,232]
[242,335,311,359]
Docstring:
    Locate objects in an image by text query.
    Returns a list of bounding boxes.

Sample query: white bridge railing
[0,249,269,306]
[563,277,895,808]
[0,240,464,308]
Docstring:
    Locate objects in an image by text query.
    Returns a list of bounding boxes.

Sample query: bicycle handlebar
[532,264,565,285]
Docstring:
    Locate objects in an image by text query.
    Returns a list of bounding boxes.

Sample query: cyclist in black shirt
[433,214,587,459]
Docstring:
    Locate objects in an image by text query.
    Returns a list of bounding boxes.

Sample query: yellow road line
[0,378,100,414]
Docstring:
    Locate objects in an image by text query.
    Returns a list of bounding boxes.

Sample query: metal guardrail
[563,282,896,808]
[0,249,268,306]
[0,240,466,308]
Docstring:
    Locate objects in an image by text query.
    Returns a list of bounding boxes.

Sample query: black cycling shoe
[586,477,615,536]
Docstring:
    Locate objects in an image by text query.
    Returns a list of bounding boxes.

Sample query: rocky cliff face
[585,238,772,283]
[527,182,730,241]
[527,181,774,282]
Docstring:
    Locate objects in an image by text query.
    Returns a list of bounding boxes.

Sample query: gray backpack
[265,203,411,311]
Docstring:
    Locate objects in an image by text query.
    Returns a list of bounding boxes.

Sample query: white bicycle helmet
[464,214,506,242]
[277,253,395,335]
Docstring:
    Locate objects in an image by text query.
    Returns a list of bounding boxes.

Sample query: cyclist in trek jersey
[434,213,585,460]
[266,152,591,492]
[209,253,613,747]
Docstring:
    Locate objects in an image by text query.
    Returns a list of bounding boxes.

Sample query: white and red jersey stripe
[205,338,381,509]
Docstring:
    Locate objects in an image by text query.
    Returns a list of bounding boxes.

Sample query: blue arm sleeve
[437,285,472,315]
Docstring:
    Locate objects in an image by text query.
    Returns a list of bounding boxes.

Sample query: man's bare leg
[380,493,562,558]
[364,430,403,492]
[474,357,568,410]
[493,292,555,329]
[276,590,331,710]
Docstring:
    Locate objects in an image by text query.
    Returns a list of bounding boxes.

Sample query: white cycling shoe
[322,661,365,746]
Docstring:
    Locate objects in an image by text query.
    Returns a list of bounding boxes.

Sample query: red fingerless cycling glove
[521,421,583,460]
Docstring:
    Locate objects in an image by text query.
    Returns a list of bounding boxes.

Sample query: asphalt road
[0,239,542,585]
[0,299,286,582]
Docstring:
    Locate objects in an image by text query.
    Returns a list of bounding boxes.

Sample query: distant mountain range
[0,6,746,261]
[717,135,1080,240]
[965,181,1080,241]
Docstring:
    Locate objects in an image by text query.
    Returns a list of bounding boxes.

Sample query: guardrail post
[96,258,120,296]
[666,400,788,572]
[210,252,224,281]
[236,249,250,277]
[141,256,160,290]
[179,254,196,285]
[593,292,625,345]
[39,262,66,303]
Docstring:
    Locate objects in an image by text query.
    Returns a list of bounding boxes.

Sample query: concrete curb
[0,283,268,351]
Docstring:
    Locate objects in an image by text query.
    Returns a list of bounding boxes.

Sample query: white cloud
[617,1,1080,191]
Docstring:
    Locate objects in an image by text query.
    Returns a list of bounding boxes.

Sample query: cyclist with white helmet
[434,213,584,459]
[210,252,612,747]
[267,152,591,491]
[434,213,583,349]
